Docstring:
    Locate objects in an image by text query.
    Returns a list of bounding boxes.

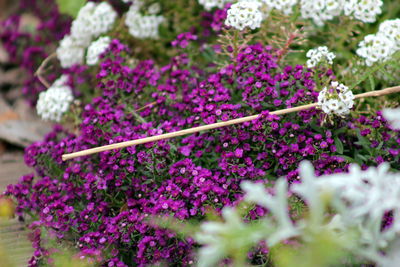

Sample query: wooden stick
[62,85,400,161]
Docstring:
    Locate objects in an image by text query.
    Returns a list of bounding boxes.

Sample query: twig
[35,52,57,88]
[62,85,400,161]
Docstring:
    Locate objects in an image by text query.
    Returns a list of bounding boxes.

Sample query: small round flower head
[56,35,85,68]
[343,0,383,23]
[36,75,74,122]
[378,19,400,50]
[300,0,343,26]
[70,2,117,44]
[383,108,400,130]
[261,0,297,15]
[125,2,165,39]
[356,34,395,66]
[225,0,263,31]
[86,36,111,66]
[198,0,230,11]
[306,46,336,68]
[318,81,354,116]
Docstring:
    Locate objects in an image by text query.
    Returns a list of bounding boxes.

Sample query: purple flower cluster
[4,38,400,267]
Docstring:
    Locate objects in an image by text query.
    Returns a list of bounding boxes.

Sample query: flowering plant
[1,0,400,266]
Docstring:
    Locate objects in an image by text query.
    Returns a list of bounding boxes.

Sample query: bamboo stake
[62,85,400,161]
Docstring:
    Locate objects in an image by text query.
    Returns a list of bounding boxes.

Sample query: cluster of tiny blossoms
[306,46,336,68]
[196,160,400,266]
[357,19,400,66]
[317,81,355,116]
[36,75,74,122]
[125,1,165,39]
[198,0,230,11]
[223,0,383,30]
[56,2,117,68]
[86,36,112,66]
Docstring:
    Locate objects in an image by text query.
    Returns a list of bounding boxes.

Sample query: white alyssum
[56,35,85,68]
[300,0,343,27]
[379,19,400,50]
[225,0,263,31]
[306,46,336,68]
[343,0,383,23]
[57,2,117,68]
[125,0,165,39]
[198,0,230,11]
[36,75,74,122]
[196,161,400,266]
[356,34,396,66]
[383,108,400,130]
[86,36,111,66]
[261,0,297,15]
[318,81,354,116]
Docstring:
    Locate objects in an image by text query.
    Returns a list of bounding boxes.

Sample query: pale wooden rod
[62,85,400,161]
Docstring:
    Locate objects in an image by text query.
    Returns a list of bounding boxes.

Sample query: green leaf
[368,75,375,91]
[334,137,344,154]
[56,0,85,18]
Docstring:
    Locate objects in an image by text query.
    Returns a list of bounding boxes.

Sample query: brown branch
[62,85,400,161]
[34,52,57,88]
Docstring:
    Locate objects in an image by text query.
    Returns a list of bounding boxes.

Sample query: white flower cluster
[86,36,111,66]
[261,0,297,15]
[125,1,165,39]
[198,0,230,11]
[357,19,400,66]
[318,81,354,116]
[225,0,263,31]
[36,75,74,122]
[306,46,336,68]
[300,0,343,27]
[196,161,400,267]
[383,108,400,130]
[343,0,383,23]
[56,2,117,68]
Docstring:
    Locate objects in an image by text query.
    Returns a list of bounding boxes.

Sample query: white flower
[261,0,297,15]
[343,0,383,23]
[36,75,74,122]
[383,108,400,130]
[57,2,117,68]
[356,34,396,66]
[56,35,85,68]
[225,0,264,31]
[306,46,336,68]
[71,2,117,43]
[300,0,343,26]
[125,1,165,39]
[198,0,230,11]
[318,81,354,116]
[379,19,400,50]
[86,36,111,66]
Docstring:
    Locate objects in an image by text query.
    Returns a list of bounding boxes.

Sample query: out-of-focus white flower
[57,2,117,68]
[86,36,111,66]
[195,207,265,267]
[262,0,297,15]
[147,2,161,15]
[198,0,230,11]
[306,46,336,68]
[318,81,354,116]
[343,0,383,23]
[383,108,400,130]
[225,0,263,31]
[379,19,400,50]
[56,35,85,68]
[356,34,396,66]
[70,2,117,45]
[300,0,343,26]
[125,1,165,39]
[36,75,74,122]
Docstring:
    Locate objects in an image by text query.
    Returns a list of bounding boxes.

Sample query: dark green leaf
[334,137,344,154]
